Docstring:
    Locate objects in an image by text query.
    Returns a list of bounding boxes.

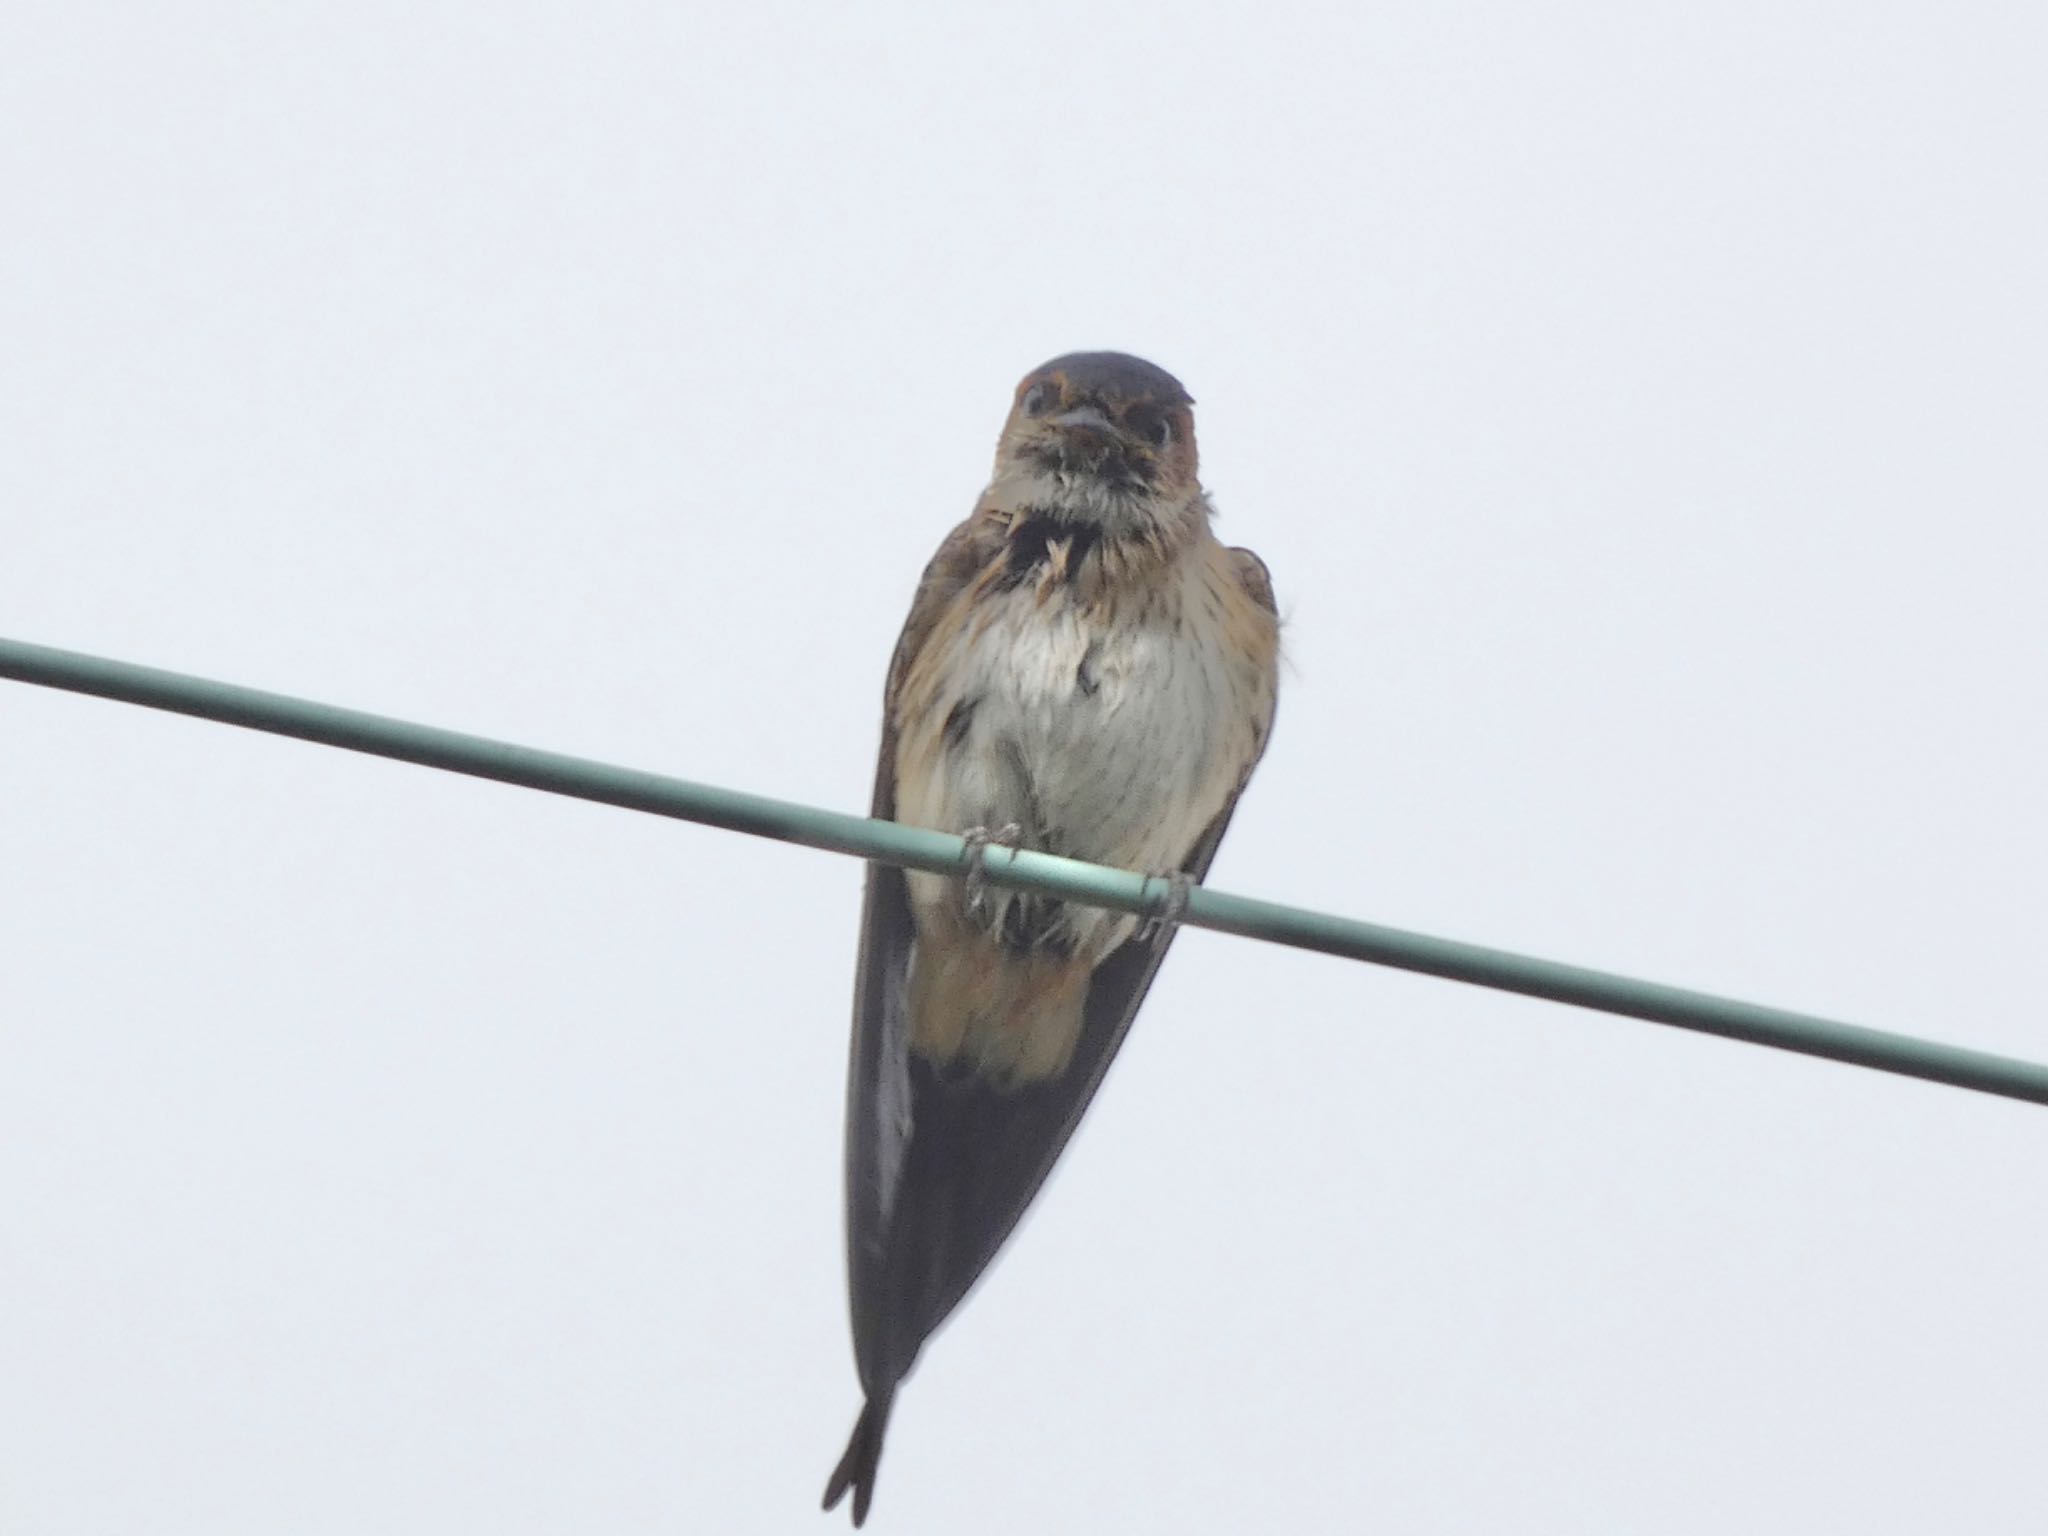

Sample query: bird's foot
[1138,869,1196,948]
[958,823,1023,918]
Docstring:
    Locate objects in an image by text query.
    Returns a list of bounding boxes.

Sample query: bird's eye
[1020,382,1056,417]
[1127,405,1172,449]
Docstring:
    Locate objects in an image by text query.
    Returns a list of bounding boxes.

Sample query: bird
[823,351,1280,1524]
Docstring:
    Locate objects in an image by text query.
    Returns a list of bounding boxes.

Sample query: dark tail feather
[822,1393,894,1527]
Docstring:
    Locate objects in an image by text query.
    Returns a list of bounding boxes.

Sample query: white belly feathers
[894,549,1259,962]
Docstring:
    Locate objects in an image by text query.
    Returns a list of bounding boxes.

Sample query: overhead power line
[5,634,2044,1109]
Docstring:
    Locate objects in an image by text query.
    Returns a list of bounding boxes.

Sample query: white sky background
[3,3,2045,1531]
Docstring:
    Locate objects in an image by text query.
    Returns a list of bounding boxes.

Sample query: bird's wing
[841,511,1005,1388]
[841,535,1280,1396]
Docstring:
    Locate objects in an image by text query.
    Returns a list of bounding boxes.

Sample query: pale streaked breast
[893,536,1275,961]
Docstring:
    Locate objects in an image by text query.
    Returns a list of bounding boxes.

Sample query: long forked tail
[822,1392,895,1527]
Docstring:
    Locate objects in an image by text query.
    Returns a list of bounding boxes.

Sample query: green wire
[5,634,2044,1109]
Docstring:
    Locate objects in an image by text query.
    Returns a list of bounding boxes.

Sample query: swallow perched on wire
[823,352,1280,1524]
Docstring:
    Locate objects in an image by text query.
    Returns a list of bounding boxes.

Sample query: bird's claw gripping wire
[958,823,1023,918]
[1139,869,1196,949]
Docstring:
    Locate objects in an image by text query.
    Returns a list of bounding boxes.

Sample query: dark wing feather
[845,786,1257,1397]
[884,791,1251,1364]
[840,513,1004,1392]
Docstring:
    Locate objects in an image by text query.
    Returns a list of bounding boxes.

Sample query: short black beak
[1050,405,1118,443]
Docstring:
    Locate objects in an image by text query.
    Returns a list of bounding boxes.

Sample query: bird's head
[987,352,1202,534]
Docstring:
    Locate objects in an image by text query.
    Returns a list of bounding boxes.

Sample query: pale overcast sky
[4,5,2045,1533]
